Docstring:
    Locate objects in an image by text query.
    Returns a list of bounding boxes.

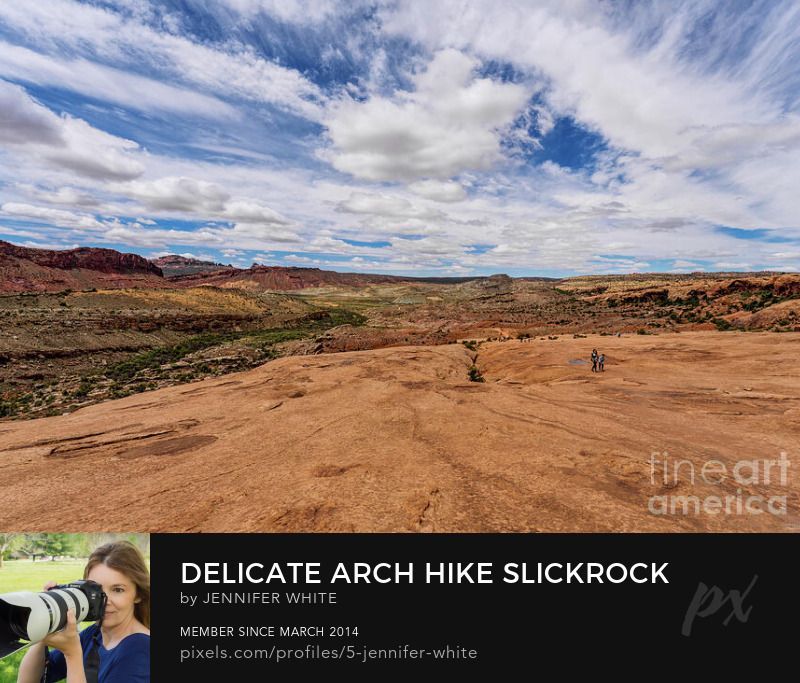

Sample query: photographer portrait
[13,540,150,683]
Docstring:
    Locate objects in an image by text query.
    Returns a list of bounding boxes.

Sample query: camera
[0,580,107,659]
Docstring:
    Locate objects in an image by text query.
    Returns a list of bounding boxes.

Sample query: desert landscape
[1,242,798,532]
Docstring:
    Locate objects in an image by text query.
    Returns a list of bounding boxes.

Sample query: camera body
[0,579,107,659]
[50,580,107,625]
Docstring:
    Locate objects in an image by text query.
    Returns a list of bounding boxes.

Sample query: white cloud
[407,179,467,202]
[1,2,798,276]
[0,1,325,121]
[322,48,530,181]
[379,1,800,233]
[381,2,769,156]
[0,79,63,145]
[218,0,343,23]
[0,81,145,181]
[337,191,442,220]
[0,42,237,120]
[714,262,753,270]
[222,200,290,225]
[48,117,144,181]
[114,176,291,226]
[101,221,301,250]
[25,185,101,207]
[120,177,230,213]
[1,202,105,231]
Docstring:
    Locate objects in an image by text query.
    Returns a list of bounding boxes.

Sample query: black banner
[151,533,795,675]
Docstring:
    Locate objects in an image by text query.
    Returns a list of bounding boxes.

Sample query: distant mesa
[155,256,487,290]
[166,262,412,290]
[150,254,229,278]
[0,240,164,293]
[0,241,487,294]
[1,240,161,276]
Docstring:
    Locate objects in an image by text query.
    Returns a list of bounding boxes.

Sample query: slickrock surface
[1,332,797,532]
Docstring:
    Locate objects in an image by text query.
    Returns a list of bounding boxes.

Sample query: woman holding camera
[17,541,150,683]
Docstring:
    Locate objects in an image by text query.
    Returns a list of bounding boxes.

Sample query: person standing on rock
[591,349,598,372]
[598,353,605,372]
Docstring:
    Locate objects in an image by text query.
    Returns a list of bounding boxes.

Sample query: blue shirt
[45,623,150,683]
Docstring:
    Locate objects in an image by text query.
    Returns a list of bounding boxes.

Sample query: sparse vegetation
[1,303,366,419]
[467,365,485,382]
[2,271,799,421]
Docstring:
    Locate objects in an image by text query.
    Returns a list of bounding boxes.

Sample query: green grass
[0,558,86,592]
[0,560,87,683]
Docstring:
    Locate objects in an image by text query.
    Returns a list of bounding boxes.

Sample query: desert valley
[1,241,798,531]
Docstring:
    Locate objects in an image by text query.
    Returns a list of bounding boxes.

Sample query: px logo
[682,575,758,636]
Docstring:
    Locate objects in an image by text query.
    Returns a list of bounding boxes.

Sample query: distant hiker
[591,348,598,372]
[598,354,605,372]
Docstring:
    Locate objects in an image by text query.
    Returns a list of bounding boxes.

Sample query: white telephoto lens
[0,592,53,642]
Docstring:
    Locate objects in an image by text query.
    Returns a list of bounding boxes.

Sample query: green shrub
[73,381,93,398]
[467,365,485,382]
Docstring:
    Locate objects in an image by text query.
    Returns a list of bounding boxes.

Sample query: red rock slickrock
[1,332,797,533]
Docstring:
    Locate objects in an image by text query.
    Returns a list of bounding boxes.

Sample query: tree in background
[74,533,150,558]
[0,533,24,569]
[27,533,76,560]
[0,533,149,567]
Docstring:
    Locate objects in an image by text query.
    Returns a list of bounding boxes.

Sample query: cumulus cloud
[381,2,768,156]
[48,117,144,181]
[379,0,800,234]
[116,176,291,225]
[101,221,301,250]
[121,177,230,213]
[1,202,105,231]
[0,80,144,181]
[1,2,798,275]
[337,191,443,221]
[323,48,530,181]
[222,200,290,225]
[407,179,467,202]
[25,185,100,207]
[0,79,63,145]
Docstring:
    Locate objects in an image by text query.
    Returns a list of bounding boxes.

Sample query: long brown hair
[84,541,150,629]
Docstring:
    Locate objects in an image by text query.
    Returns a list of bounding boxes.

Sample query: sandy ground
[1,331,798,532]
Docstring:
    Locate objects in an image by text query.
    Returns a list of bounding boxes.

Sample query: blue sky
[0,0,799,276]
